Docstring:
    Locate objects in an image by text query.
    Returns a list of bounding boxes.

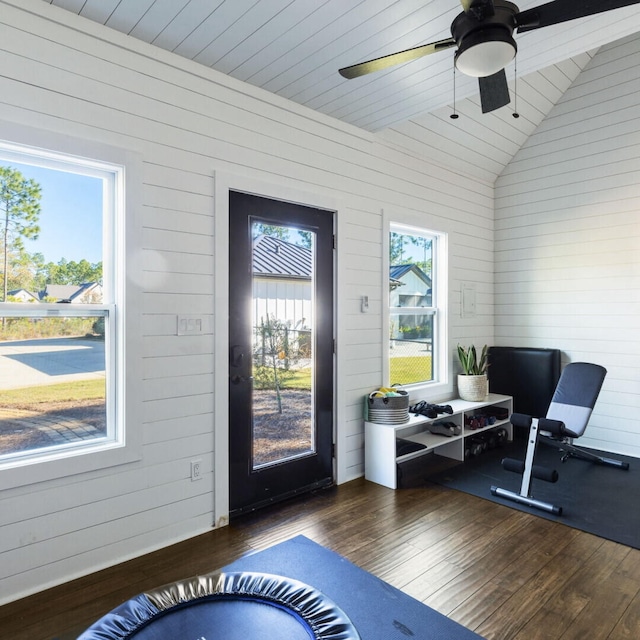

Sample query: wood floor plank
[484,519,580,595]
[425,515,577,624]
[474,531,604,639]
[609,588,640,639]
[355,489,479,581]
[443,509,534,571]
[400,511,532,606]
[515,533,631,640]
[381,519,495,590]
[0,477,637,640]
[554,543,640,640]
[447,579,517,632]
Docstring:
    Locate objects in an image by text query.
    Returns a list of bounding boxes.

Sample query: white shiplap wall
[0,0,494,604]
[381,52,596,185]
[495,33,640,458]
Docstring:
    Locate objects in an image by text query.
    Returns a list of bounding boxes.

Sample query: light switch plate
[177,314,205,335]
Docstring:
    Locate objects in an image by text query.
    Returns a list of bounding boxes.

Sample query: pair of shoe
[428,421,461,437]
[410,401,454,418]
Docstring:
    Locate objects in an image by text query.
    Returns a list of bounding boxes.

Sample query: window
[0,141,124,471]
[388,222,447,389]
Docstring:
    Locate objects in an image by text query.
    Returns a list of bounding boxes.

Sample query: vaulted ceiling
[39,1,640,181]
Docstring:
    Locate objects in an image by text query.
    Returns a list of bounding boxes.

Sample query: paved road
[0,337,105,390]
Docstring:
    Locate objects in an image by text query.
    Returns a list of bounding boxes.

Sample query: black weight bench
[491,362,629,515]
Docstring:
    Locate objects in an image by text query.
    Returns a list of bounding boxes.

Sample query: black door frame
[227,190,335,517]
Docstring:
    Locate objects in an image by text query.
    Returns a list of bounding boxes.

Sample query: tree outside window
[0,145,120,467]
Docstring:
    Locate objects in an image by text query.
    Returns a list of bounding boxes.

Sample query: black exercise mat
[226,534,483,639]
[427,439,639,549]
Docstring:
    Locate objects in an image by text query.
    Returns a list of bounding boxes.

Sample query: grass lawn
[281,369,312,390]
[390,355,433,385]
[254,357,433,390]
[1,359,430,404]
[0,379,106,455]
[2,379,105,409]
[254,366,312,391]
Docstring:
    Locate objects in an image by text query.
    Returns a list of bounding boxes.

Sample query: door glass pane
[251,223,314,468]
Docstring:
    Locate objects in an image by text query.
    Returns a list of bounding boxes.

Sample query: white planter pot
[457,374,488,402]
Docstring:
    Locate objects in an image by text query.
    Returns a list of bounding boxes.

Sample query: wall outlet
[190,459,202,481]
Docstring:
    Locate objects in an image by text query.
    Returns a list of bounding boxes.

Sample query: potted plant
[456,344,489,401]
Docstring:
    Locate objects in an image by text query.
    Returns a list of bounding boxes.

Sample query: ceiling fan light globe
[455,39,516,77]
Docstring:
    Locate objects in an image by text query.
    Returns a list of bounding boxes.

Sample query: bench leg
[491,417,563,516]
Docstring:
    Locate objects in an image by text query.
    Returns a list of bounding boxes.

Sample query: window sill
[402,379,453,403]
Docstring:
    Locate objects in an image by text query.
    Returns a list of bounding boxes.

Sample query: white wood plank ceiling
[37,1,640,181]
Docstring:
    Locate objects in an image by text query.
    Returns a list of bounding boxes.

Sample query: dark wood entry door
[228,191,334,517]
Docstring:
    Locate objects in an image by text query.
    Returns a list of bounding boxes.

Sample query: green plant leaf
[457,344,488,375]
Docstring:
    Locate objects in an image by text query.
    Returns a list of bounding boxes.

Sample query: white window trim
[383,216,450,399]
[0,123,142,491]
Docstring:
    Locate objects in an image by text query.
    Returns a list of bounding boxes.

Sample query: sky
[392,231,433,265]
[8,161,103,265]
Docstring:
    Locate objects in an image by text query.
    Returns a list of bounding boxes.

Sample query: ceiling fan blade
[478,69,510,113]
[338,38,456,79]
[516,0,640,33]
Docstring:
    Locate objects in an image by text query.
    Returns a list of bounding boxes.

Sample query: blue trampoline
[78,571,360,639]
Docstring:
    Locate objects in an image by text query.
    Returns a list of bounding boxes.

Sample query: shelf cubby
[364,393,513,489]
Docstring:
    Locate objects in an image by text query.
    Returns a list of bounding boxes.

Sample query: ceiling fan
[339,0,640,113]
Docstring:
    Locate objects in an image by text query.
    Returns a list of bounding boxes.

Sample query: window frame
[0,124,141,490]
[385,219,449,396]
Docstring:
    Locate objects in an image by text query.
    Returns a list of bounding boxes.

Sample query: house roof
[390,264,431,288]
[251,244,432,289]
[40,282,101,303]
[253,235,311,279]
[7,288,39,301]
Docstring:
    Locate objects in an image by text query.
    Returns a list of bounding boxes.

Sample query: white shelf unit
[364,393,513,489]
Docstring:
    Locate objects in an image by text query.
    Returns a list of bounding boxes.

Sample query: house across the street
[7,282,102,304]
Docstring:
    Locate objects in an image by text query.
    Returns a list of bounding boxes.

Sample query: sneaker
[428,421,460,437]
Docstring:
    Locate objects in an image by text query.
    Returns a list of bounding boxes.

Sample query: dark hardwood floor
[2,477,639,639]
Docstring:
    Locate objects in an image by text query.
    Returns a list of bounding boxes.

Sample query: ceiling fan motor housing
[452,0,519,77]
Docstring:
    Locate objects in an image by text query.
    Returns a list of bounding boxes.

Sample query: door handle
[230,374,253,385]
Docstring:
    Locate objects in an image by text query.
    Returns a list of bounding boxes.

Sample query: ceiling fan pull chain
[513,57,520,119]
[450,66,459,120]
